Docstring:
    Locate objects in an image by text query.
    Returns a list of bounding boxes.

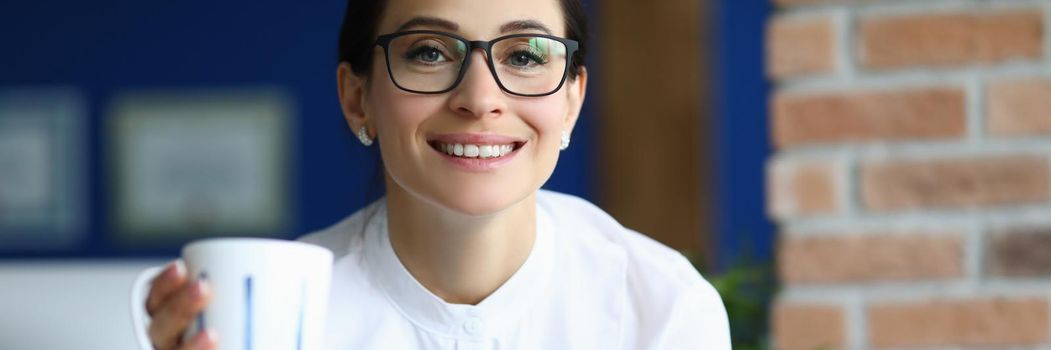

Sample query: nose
[447,50,507,119]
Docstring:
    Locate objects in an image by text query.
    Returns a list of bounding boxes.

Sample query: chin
[434,185,528,217]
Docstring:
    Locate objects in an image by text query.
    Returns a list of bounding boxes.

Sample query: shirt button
[463,317,484,335]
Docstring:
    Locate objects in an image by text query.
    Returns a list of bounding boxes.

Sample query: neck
[384,180,537,305]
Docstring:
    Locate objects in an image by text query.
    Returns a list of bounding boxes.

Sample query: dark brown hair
[337,0,588,80]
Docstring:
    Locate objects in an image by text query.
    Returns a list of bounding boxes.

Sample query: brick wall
[766,1,1051,349]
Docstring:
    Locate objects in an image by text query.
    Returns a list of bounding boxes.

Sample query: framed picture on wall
[108,89,294,247]
[0,88,86,251]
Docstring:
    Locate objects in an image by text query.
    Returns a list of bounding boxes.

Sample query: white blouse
[298,190,730,349]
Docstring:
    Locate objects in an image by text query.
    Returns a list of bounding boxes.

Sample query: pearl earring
[357,126,374,147]
[560,130,570,151]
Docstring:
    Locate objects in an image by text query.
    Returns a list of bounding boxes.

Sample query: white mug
[130,238,333,350]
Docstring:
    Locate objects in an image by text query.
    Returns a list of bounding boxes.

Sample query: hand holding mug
[131,238,333,350]
[142,261,217,350]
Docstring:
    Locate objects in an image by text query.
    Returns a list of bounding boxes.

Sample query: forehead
[377,0,566,38]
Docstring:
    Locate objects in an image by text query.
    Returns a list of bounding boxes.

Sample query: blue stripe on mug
[197,272,208,333]
[296,280,306,350]
[245,276,254,350]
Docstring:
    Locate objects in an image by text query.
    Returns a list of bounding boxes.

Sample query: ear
[562,66,588,133]
[337,62,371,136]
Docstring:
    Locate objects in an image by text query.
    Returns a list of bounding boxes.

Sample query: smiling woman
[137,0,731,349]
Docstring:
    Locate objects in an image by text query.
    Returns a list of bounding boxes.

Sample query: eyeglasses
[374,30,579,97]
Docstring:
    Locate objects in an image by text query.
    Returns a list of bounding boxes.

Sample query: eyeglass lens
[386,33,569,95]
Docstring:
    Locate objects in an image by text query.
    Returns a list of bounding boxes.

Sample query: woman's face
[355,0,587,216]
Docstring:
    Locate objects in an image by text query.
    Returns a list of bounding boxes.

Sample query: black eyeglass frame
[373,30,580,97]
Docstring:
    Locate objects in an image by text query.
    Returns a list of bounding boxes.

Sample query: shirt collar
[359,198,555,340]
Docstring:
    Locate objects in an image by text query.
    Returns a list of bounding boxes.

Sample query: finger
[149,280,212,350]
[178,329,218,350]
[146,261,188,315]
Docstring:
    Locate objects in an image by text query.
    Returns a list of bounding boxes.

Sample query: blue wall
[0,0,595,257]
[712,0,774,269]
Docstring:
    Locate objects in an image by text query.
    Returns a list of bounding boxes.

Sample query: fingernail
[164,261,178,277]
[191,280,209,298]
[173,261,186,278]
[194,329,217,347]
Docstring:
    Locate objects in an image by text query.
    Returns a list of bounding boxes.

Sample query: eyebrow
[396,17,459,32]
[395,17,554,36]
[499,20,553,35]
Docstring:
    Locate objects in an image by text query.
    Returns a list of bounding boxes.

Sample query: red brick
[767,16,837,79]
[987,78,1051,136]
[779,233,963,284]
[986,228,1051,277]
[858,10,1043,69]
[861,155,1051,211]
[868,298,1050,348]
[773,303,846,350]
[768,158,842,218]
[772,87,966,148]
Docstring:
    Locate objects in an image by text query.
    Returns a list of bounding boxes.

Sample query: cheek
[369,79,443,140]
[509,95,570,181]
[367,77,448,192]
[511,95,568,143]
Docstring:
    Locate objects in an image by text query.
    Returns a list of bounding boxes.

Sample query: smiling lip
[427,133,526,145]
[427,133,527,172]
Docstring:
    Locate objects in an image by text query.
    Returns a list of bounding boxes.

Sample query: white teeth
[436,142,516,159]
[464,144,479,157]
